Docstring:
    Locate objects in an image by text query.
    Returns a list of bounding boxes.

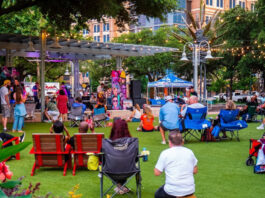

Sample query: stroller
[246,137,265,173]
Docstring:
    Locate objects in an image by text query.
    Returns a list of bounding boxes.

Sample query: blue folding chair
[181,107,211,141]
[219,109,248,141]
[93,107,107,127]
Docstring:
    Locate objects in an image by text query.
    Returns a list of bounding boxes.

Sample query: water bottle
[142,147,148,162]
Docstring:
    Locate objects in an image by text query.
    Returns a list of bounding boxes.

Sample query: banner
[111,70,127,110]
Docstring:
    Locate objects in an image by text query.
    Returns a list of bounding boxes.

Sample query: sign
[24,82,60,96]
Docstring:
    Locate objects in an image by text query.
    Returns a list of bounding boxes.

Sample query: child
[85,114,95,133]
[49,120,71,143]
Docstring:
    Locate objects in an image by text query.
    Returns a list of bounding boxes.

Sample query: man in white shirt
[0,80,11,132]
[154,131,198,198]
[181,96,205,117]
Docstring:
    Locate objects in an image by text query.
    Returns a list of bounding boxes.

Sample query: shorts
[1,104,10,118]
[47,111,60,121]
[132,118,140,122]
[160,123,178,132]
[142,127,154,132]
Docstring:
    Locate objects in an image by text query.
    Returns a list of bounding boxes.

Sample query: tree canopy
[0,0,177,30]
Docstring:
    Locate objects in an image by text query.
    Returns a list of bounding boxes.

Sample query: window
[83,29,89,35]
[216,0,223,8]
[103,34,110,42]
[138,15,146,26]
[173,12,185,24]
[206,0,213,6]
[229,0,236,8]
[94,36,100,42]
[251,3,255,11]
[103,23,109,32]
[154,18,162,25]
[243,2,245,9]
[94,24,100,33]
[94,36,97,41]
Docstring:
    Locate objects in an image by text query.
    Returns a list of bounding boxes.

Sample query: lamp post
[180,40,213,102]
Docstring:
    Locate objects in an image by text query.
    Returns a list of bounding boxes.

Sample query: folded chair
[68,106,84,127]
[30,133,71,176]
[180,107,211,141]
[93,107,107,128]
[242,104,258,122]
[100,137,141,198]
[219,109,248,141]
[71,133,104,176]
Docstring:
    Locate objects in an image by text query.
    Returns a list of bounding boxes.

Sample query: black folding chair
[68,106,84,127]
[100,137,141,198]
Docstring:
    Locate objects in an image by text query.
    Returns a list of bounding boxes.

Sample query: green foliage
[0,0,177,31]
[0,142,31,162]
[0,180,22,189]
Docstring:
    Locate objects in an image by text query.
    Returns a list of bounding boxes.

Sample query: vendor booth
[147,73,192,106]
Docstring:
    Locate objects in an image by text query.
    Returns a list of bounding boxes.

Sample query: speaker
[130,80,141,99]
[133,98,146,109]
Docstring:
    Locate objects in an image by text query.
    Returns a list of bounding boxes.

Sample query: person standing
[0,80,11,132]
[159,96,180,144]
[56,89,68,122]
[12,88,27,133]
[32,82,40,109]
[154,131,198,198]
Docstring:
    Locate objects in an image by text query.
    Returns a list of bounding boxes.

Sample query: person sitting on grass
[127,104,141,122]
[109,119,132,195]
[154,131,198,198]
[49,120,71,143]
[72,97,86,113]
[137,106,158,132]
[68,121,89,149]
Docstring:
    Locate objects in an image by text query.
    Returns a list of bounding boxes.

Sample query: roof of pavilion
[0,33,178,61]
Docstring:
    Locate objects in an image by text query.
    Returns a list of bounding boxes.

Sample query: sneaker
[161,140,166,145]
[137,127,141,131]
[20,133,25,143]
[2,128,9,132]
[221,136,228,139]
[257,125,264,130]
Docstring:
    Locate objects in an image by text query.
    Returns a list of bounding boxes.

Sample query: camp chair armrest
[30,151,69,154]
[3,137,19,146]
[138,154,145,158]
[85,152,104,156]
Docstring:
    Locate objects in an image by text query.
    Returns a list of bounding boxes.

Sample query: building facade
[83,18,129,42]
[129,0,187,33]
[187,0,257,23]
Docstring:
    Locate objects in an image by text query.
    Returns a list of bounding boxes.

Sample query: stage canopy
[147,73,192,88]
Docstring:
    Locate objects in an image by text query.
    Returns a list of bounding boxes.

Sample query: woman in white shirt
[127,104,141,122]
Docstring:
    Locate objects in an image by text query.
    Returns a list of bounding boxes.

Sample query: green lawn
[4,119,265,198]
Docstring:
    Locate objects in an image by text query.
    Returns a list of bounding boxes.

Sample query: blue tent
[147,73,193,88]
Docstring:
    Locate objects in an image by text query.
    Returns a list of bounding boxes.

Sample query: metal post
[193,44,199,92]
[116,56,122,70]
[203,64,207,103]
[73,59,80,97]
[40,29,46,122]
[199,63,202,102]
[5,49,11,67]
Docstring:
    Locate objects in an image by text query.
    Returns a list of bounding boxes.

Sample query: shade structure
[147,73,192,88]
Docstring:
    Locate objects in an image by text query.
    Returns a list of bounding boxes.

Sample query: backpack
[201,127,216,142]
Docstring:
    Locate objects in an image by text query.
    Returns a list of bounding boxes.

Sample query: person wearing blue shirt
[159,95,180,144]
[72,97,86,113]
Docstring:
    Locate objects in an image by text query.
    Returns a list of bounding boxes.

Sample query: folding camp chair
[219,109,248,141]
[93,107,107,128]
[100,137,141,198]
[71,133,104,176]
[68,106,84,127]
[181,107,211,141]
[30,134,71,176]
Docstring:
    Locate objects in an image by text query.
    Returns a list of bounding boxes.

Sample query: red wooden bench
[71,133,104,176]
[2,137,20,161]
[30,133,71,176]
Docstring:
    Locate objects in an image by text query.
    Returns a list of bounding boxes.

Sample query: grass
[4,118,265,198]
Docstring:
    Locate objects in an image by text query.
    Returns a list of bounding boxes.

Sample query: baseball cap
[3,80,11,86]
[165,95,173,101]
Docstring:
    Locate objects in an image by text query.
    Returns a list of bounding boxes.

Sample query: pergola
[0,32,178,120]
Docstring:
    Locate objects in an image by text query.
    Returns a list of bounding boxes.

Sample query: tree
[0,0,177,30]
